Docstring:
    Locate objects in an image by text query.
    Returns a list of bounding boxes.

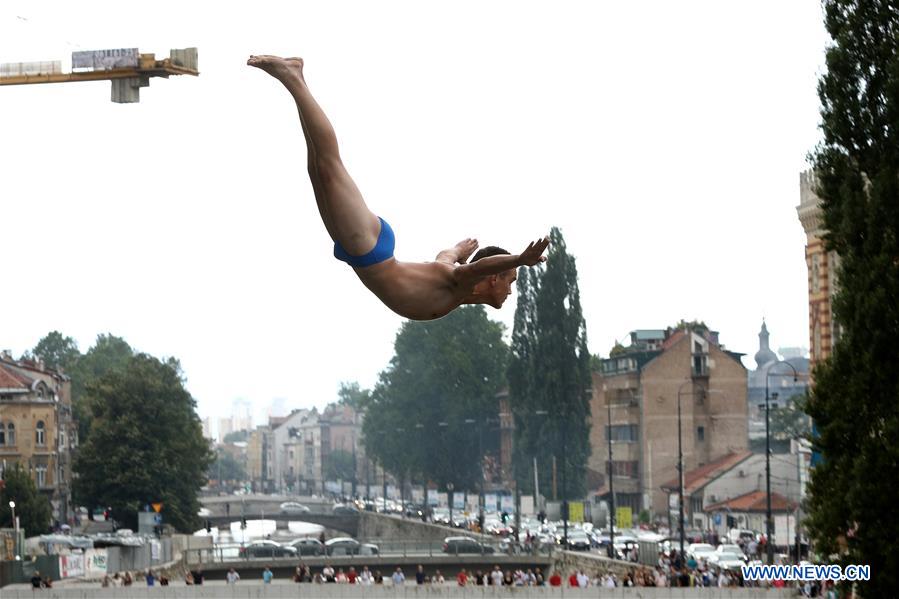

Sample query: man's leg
[248,55,380,255]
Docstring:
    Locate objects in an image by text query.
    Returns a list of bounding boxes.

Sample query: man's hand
[519,236,550,266]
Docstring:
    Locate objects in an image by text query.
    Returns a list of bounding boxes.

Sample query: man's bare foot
[455,238,479,263]
[247,55,304,82]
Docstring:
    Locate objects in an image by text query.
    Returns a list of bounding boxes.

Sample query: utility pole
[607,397,616,558]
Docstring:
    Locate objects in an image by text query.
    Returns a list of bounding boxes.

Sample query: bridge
[206,513,360,537]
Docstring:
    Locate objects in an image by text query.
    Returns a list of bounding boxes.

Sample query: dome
[754,321,777,368]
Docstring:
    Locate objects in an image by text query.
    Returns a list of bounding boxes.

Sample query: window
[36,420,46,446]
[0,422,4,445]
[697,426,705,442]
[6,423,14,446]
[812,253,820,293]
[690,495,703,515]
[692,354,708,376]
[606,460,639,478]
[36,465,47,487]
[606,424,639,442]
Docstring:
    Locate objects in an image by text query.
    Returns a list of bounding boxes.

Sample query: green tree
[804,2,899,595]
[0,464,52,535]
[208,448,247,482]
[30,331,81,372]
[324,449,356,481]
[73,353,213,532]
[362,306,508,491]
[337,382,371,411]
[508,227,592,498]
[769,394,812,441]
[70,334,134,444]
[670,319,709,332]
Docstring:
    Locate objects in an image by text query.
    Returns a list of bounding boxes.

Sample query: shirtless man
[247,55,548,320]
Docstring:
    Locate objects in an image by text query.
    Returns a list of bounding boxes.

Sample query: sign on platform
[520,495,535,516]
[568,501,584,523]
[59,553,85,578]
[616,506,633,529]
[85,549,108,577]
[485,493,498,511]
[72,48,139,70]
[500,494,514,513]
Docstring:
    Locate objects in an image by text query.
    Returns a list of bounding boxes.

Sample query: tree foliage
[324,449,356,481]
[208,448,247,482]
[361,306,508,491]
[508,227,592,498]
[0,464,52,535]
[73,354,213,532]
[337,382,371,411]
[805,2,899,595]
[29,331,80,372]
[769,394,812,441]
[31,332,134,444]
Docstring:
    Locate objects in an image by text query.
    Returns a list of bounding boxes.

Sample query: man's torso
[355,260,471,320]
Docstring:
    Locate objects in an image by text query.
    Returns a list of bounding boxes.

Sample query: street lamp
[8,500,17,558]
[534,410,548,512]
[395,427,406,517]
[765,360,799,565]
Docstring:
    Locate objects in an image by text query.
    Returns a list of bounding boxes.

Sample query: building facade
[0,353,78,525]
[797,170,840,369]
[589,328,748,518]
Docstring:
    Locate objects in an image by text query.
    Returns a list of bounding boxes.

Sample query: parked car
[289,537,326,556]
[239,540,298,559]
[565,531,592,551]
[711,551,747,570]
[280,501,311,515]
[716,543,746,557]
[332,503,360,516]
[687,543,717,561]
[325,537,379,556]
[442,536,495,554]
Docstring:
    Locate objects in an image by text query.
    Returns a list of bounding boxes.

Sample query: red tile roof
[703,490,796,513]
[0,363,31,390]
[660,451,753,494]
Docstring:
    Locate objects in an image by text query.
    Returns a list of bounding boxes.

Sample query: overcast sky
[1,1,829,436]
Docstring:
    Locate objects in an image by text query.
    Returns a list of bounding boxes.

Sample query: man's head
[470,246,517,308]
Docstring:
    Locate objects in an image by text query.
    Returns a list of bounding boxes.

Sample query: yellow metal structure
[0,49,198,103]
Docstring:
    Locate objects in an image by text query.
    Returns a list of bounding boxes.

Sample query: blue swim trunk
[333,217,395,267]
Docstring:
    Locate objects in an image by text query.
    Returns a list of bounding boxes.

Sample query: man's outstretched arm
[436,238,479,265]
[453,237,549,284]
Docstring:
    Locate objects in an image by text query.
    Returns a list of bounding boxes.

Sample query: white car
[687,543,717,561]
[712,551,746,570]
[279,502,311,514]
[716,543,745,557]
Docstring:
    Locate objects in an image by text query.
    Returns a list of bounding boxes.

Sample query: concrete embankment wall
[0,581,797,598]
[358,513,493,543]
[552,550,639,578]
